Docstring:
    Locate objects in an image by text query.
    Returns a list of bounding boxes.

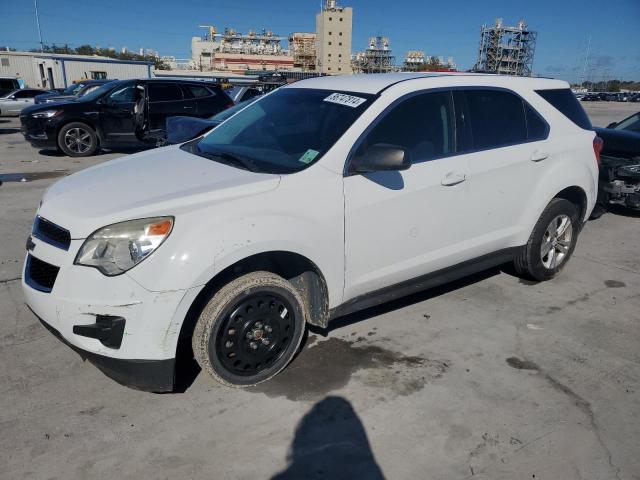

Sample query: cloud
[544,65,580,73]
[590,55,615,68]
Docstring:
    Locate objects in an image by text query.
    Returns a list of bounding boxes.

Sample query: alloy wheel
[64,127,92,154]
[540,214,573,269]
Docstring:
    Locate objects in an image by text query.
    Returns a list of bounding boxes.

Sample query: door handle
[441,171,467,186]
[531,151,549,162]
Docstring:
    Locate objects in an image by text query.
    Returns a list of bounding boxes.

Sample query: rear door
[453,88,549,255]
[147,82,186,132]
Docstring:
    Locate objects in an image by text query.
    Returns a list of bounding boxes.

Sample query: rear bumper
[34,311,175,392]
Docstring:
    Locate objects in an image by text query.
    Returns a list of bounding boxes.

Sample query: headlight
[31,110,61,118]
[75,217,174,276]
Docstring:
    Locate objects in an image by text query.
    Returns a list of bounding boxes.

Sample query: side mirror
[606,122,617,129]
[351,143,411,174]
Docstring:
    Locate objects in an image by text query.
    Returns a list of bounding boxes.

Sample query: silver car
[0,89,49,116]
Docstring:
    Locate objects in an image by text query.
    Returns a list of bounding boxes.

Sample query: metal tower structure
[473,18,537,76]
[351,36,395,74]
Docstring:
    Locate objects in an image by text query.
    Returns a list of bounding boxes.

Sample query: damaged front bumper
[21,235,196,392]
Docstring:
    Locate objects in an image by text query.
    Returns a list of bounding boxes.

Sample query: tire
[514,198,580,281]
[57,122,98,157]
[192,271,307,387]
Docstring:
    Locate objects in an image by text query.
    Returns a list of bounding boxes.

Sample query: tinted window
[614,113,640,133]
[106,85,135,103]
[457,90,527,151]
[148,83,182,102]
[13,90,41,99]
[524,103,548,140]
[186,85,212,98]
[536,88,592,130]
[356,91,454,163]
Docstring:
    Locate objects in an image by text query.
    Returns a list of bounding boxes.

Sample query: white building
[0,51,153,90]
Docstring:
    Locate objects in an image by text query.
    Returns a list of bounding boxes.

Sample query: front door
[343,90,472,301]
[99,83,139,145]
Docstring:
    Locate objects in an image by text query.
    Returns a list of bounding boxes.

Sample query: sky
[2,0,639,83]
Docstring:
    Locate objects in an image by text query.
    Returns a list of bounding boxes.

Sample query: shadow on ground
[272,396,385,480]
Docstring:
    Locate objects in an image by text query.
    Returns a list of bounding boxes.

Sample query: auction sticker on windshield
[299,149,320,164]
[323,93,367,108]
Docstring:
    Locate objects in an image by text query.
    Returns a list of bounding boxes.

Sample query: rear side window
[182,85,213,99]
[148,83,183,102]
[455,90,527,152]
[356,91,455,163]
[536,88,592,130]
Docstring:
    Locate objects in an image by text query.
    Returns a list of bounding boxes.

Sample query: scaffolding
[473,18,537,76]
[289,32,316,72]
[351,36,395,74]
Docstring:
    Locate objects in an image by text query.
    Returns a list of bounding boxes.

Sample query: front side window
[13,89,40,99]
[106,85,136,104]
[355,91,454,164]
[455,90,527,152]
[186,88,374,174]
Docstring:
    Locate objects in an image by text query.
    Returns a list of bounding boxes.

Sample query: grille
[33,216,71,250]
[26,255,60,292]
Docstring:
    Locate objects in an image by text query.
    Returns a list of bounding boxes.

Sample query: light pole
[34,0,44,52]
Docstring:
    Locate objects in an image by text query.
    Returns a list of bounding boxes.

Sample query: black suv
[21,79,233,157]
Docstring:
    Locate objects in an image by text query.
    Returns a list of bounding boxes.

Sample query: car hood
[595,127,640,158]
[39,146,281,238]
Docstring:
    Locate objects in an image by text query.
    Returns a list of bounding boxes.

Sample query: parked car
[165,97,260,144]
[0,77,20,96]
[581,93,601,102]
[23,73,599,391]
[592,111,640,215]
[34,79,113,104]
[20,79,233,157]
[0,88,51,116]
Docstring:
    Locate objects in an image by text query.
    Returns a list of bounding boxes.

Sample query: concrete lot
[1,102,639,480]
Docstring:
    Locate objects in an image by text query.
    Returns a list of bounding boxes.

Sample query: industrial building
[473,18,537,76]
[403,51,456,72]
[316,0,353,75]
[0,51,152,89]
[289,32,317,72]
[190,26,294,73]
[352,36,395,74]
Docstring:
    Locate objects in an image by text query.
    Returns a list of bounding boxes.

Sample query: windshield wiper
[194,143,258,172]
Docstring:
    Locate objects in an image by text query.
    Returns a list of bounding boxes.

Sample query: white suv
[22,73,600,391]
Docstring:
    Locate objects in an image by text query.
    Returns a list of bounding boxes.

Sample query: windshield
[186,88,375,174]
[614,113,640,133]
[62,83,85,95]
[79,80,122,102]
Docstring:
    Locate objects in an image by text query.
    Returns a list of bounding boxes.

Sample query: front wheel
[57,122,98,157]
[514,198,580,281]
[192,271,307,387]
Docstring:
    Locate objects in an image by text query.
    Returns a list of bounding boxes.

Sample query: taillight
[593,136,603,166]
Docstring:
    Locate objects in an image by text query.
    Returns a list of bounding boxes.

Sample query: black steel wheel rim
[215,292,296,376]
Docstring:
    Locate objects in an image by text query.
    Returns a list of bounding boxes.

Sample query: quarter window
[455,90,527,151]
[356,91,455,164]
[524,103,548,140]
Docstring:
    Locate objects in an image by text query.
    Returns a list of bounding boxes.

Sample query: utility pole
[580,35,591,89]
[34,0,44,52]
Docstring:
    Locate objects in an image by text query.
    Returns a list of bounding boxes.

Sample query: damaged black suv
[593,111,640,216]
[20,79,233,157]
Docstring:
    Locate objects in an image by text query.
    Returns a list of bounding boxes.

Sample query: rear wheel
[57,122,98,157]
[514,198,580,281]
[192,271,307,387]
